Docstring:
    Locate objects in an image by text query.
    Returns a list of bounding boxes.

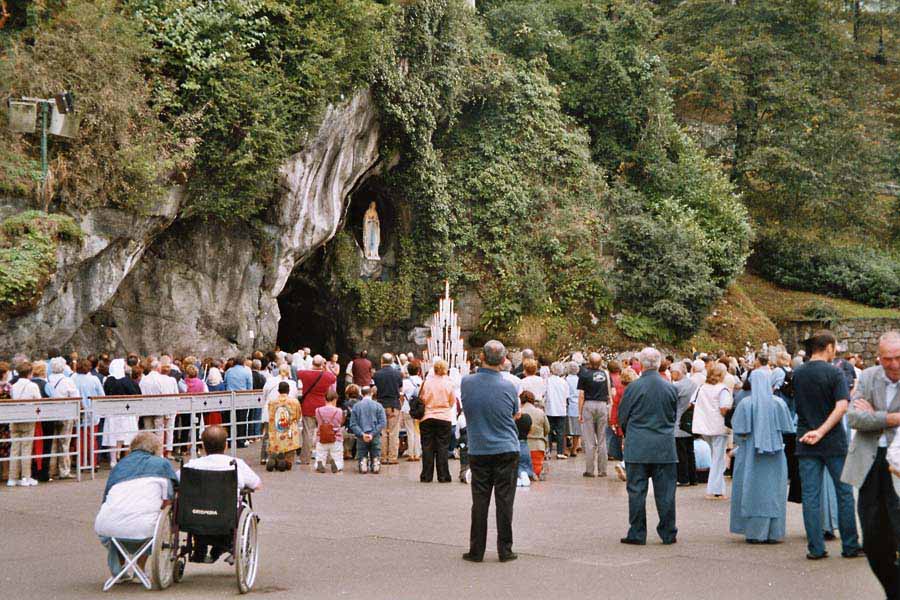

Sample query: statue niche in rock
[363,201,381,261]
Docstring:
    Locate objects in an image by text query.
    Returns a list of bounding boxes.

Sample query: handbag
[679,404,694,436]
[679,386,701,436]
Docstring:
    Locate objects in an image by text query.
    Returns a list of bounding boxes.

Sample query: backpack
[778,367,795,399]
[407,379,425,420]
[319,421,336,444]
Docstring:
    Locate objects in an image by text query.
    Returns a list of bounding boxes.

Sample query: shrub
[610,191,721,339]
[752,232,900,308]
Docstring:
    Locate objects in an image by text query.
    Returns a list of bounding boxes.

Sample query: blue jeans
[356,435,382,462]
[518,441,534,478]
[798,455,860,557]
[606,425,623,461]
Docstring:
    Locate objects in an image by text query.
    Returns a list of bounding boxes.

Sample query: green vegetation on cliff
[0,211,81,315]
[3,0,897,352]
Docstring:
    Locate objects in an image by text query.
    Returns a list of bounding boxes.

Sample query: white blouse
[691,383,733,436]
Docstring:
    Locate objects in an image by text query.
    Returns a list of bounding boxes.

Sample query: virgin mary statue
[363,201,380,261]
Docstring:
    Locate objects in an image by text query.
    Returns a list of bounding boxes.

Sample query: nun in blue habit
[729,369,795,543]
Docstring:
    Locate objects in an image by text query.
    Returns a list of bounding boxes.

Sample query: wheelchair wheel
[173,556,186,583]
[150,505,177,590]
[234,509,259,593]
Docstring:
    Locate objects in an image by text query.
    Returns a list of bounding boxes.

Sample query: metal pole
[76,403,82,482]
[40,100,48,188]
[230,392,237,458]
[189,399,197,460]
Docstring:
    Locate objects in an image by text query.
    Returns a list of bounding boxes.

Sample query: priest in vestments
[730,369,795,543]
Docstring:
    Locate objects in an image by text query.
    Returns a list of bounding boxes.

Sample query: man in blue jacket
[617,347,679,546]
[461,340,520,563]
[349,386,387,474]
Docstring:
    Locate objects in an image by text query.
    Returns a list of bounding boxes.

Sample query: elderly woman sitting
[94,432,178,582]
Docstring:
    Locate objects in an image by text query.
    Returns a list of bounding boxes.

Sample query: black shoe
[498,552,518,563]
[823,531,837,541]
[661,538,677,545]
[462,552,483,563]
[620,538,646,546]
[746,539,764,545]
[583,472,596,478]
[841,548,865,558]
[806,552,829,560]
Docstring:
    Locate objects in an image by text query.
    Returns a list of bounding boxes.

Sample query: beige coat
[522,402,550,452]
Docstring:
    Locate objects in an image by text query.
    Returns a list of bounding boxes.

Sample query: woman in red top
[607,361,625,459]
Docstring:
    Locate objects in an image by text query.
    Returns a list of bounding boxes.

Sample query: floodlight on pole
[7,91,78,204]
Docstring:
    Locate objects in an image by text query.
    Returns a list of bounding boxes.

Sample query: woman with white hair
[692,363,734,499]
[544,362,569,459]
[48,357,79,479]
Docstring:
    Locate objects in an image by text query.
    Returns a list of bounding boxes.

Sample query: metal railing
[0,398,81,482]
[1,391,266,484]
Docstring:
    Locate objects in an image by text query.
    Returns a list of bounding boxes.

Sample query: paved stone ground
[0,449,879,600]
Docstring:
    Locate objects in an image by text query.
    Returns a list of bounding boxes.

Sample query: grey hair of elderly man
[639,347,662,371]
[130,432,162,455]
[521,348,535,360]
[381,353,393,366]
[483,340,507,367]
[669,361,686,375]
[500,358,513,372]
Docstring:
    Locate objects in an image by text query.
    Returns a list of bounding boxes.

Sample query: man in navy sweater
[617,346,679,546]
[461,340,520,563]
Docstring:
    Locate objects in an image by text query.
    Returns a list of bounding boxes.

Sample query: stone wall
[778,318,900,362]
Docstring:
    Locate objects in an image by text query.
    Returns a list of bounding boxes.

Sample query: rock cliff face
[8,90,382,356]
[0,190,181,355]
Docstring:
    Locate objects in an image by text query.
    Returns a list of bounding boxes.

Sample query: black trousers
[675,436,697,485]
[859,448,900,599]
[625,462,677,543]
[420,419,452,483]
[468,452,518,558]
[785,433,802,504]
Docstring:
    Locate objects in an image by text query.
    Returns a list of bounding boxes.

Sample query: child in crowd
[315,389,344,473]
[267,381,301,472]
[349,386,386,474]
[521,390,550,481]
[342,384,361,460]
[516,399,534,488]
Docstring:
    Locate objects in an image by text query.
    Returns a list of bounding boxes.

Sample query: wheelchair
[147,462,260,593]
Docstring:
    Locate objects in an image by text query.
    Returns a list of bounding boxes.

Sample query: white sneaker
[614,463,627,482]
[372,458,381,474]
[359,460,368,474]
[520,472,531,488]
[465,469,472,484]
[6,479,16,487]
[23,478,38,486]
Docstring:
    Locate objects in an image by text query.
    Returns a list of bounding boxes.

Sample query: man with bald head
[373,352,403,464]
[297,355,337,465]
[842,331,900,596]
[617,347,679,545]
[577,352,614,477]
[181,426,262,562]
[461,340,520,563]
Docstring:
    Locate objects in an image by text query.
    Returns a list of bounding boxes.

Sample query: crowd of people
[3,330,900,596]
